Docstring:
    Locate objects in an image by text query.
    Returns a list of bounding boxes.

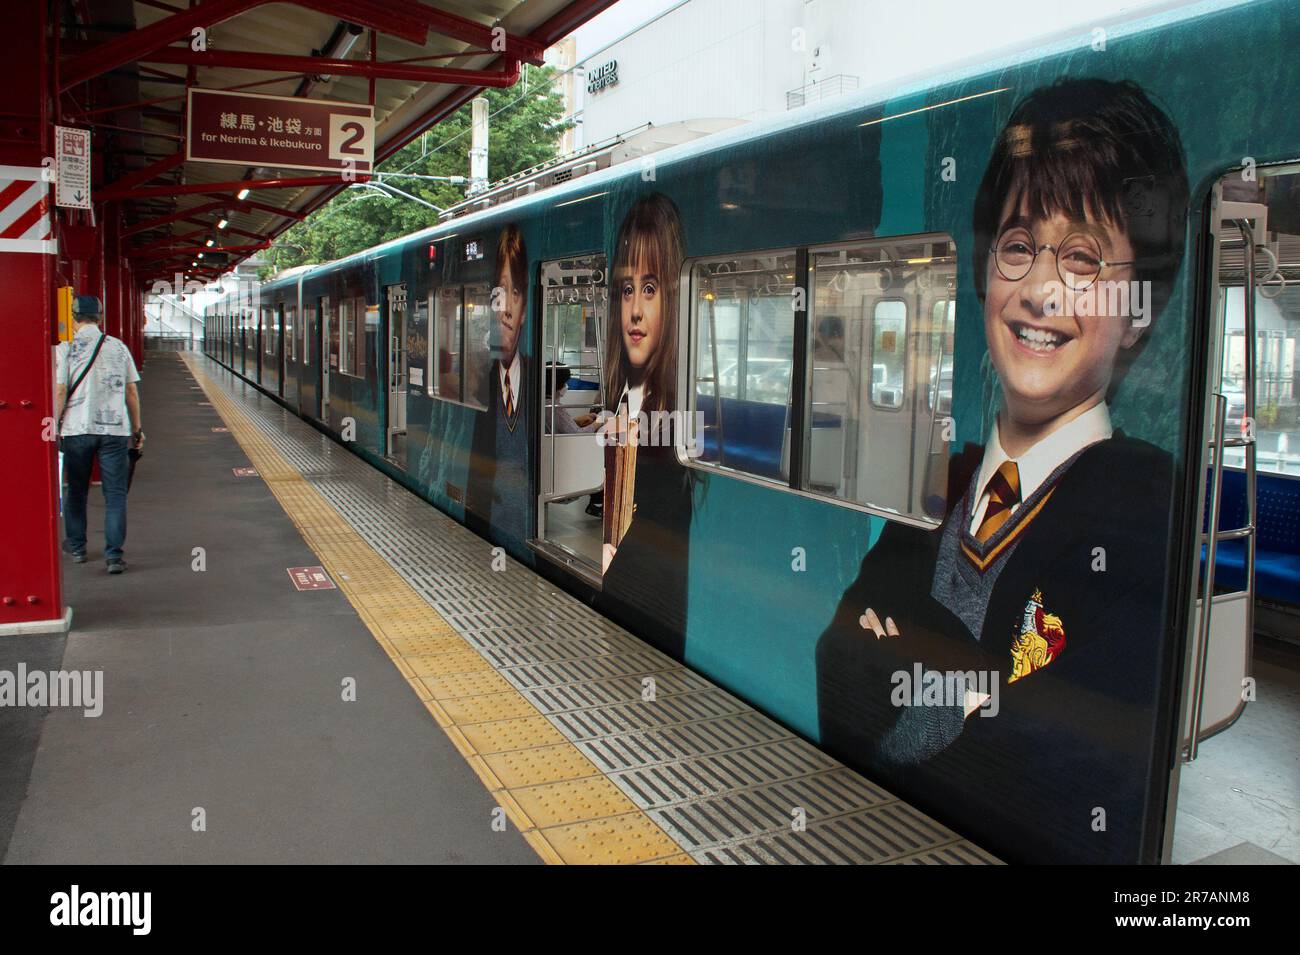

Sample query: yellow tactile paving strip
[183,355,691,865]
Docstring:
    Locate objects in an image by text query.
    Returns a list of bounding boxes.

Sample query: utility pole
[468,97,489,197]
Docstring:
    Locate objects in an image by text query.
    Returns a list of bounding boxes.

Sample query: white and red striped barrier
[0,165,56,254]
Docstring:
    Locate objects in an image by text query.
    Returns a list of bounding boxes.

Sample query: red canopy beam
[60,0,434,91]
[203,194,309,220]
[398,2,546,66]
[110,174,368,202]
[99,151,186,197]
[132,242,270,259]
[183,217,264,241]
[139,47,522,87]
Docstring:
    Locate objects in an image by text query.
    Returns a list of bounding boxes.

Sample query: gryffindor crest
[1008,588,1066,684]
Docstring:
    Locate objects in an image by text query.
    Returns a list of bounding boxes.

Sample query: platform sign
[287,566,335,591]
[187,89,374,174]
[54,126,91,209]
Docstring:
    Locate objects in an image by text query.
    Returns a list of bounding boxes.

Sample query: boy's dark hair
[972,78,1189,328]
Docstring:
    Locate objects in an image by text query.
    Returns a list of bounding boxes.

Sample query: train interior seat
[1206,468,1300,605]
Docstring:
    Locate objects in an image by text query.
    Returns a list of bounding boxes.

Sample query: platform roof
[67,0,616,285]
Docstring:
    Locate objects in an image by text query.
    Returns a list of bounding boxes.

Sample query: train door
[532,254,608,582]
[1166,166,1300,864]
[385,283,408,464]
[276,303,286,396]
[319,295,332,422]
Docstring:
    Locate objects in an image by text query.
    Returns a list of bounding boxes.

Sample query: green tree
[262,65,569,277]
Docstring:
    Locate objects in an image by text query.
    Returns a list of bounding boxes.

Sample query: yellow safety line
[182,355,692,865]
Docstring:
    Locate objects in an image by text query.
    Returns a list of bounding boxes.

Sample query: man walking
[54,295,144,574]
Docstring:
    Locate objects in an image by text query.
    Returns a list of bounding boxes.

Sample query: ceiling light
[217,218,229,230]
[205,238,215,247]
[237,188,250,200]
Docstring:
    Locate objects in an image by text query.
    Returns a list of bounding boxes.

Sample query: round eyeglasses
[990,227,1136,291]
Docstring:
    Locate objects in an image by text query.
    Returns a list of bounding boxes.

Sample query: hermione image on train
[597,193,693,659]
[816,77,1190,863]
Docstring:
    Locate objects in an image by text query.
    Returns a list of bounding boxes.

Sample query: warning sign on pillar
[287,566,336,591]
[54,126,91,210]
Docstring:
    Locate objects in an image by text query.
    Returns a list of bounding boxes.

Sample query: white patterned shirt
[55,324,140,437]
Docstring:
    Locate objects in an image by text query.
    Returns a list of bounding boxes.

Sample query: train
[204,0,1300,864]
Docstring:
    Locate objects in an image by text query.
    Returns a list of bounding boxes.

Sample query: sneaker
[71,551,87,564]
[107,559,127,575]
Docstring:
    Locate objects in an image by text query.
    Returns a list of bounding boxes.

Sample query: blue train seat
[1205,468,1300,603]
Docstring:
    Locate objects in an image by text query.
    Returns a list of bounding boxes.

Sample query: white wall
[575,0,1194,145]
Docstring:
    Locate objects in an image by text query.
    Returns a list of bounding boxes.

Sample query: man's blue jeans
[62,434,129,560]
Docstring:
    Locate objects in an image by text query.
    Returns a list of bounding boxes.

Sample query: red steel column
[0,1,64,630]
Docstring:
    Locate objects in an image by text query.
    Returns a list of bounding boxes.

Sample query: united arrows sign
[186,89,374,174]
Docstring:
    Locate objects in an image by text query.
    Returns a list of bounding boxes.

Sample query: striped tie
[974,460,1021,544]
[503,370,514,419]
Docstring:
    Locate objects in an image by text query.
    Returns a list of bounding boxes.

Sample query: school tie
[974,460,1021,544]
[503,369,514,419]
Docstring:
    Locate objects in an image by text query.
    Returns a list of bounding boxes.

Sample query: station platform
[1,352,998,865]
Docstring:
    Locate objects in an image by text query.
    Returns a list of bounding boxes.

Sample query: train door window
[357,299,374,377]
[341,299,357,376]
[386,284,409,463]
[430,285,489,409]
[285,305,295,362]
[462,285,491,409]
[263,307,274,355]
[689,251,798,483]
[805,234,957,522]
[536,254,608,577]
[432,286,463,401]
[870,300,907,410]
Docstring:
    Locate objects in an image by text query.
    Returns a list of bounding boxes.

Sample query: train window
[430,285,489,409]
[353,297,370,377]
[285,305,295,362]
[690,250,798,482]
[340,299,353,375]
[463,285,492,408]
[433,286,463,401]
[806,234,957,522]
[263,307,274,355]
[870,300,907,411]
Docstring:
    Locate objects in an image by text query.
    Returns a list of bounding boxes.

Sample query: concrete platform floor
[1,352,538,864]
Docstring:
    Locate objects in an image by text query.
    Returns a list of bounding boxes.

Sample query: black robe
[464,356,526,539]
[816,434,1176,864]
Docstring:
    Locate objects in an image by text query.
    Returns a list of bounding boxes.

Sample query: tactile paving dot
[483,744,602,789]
[460,716,569,755]
[420,670,515,701]
[540,812,682,864]
[510,777,636,828]
[405,650,492,678]
[388,632,468,657]
[441,691,542,725]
